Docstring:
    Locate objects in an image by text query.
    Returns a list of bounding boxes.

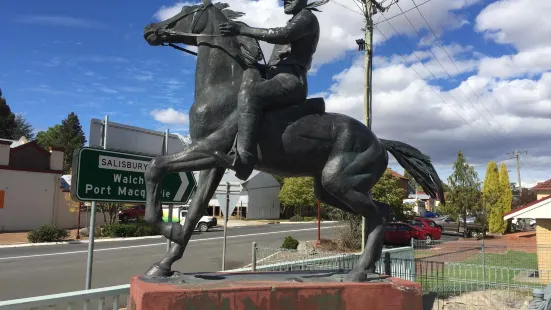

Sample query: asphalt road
[0,223,459,301]
[0,223,341,301]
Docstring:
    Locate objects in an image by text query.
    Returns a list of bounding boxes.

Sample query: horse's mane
[215,3,263,65]
[183,2,263,65]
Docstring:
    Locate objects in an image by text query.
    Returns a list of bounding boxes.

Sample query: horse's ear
[202,0,212,6]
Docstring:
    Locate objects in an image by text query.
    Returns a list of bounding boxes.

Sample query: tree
[36,125,64,149]
[0,92,16,139]
[443,151,480,234]
[279,177,317,216]
[13,114,35,140]
[512,187,538,209]
[35,113,86,173]
[373,171,412,221]
[403,170,420,193]
[483,161,502,233]
[499,163,513,233]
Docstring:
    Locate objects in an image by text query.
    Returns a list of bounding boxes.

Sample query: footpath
[0,219,338,248]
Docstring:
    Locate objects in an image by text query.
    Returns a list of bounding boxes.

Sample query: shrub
[289,215,304,222]
[28,225,69,243]
[101,220,158,238]
[304,216,317,222]
[281,236,299,250]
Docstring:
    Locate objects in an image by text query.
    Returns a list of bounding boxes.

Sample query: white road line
[0,226,340,261]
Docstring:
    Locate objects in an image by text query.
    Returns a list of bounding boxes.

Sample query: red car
[385,222,429,245]
[407,217,441,241]
[118,205,145,223]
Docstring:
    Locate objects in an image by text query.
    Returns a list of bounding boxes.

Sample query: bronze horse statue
[142,0,444,282]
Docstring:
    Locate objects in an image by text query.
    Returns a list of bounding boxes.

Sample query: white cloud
[148,0,551,184]
[476,0,551,50]
[153,0,478,70]
[150,108,189,125]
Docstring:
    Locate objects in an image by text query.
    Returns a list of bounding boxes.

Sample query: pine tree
[444,151,480,234]
[36,113,86,173]
[60,112,86,173]
[0,92,16,139]
[499,163,513,233]
[483,161,502,233]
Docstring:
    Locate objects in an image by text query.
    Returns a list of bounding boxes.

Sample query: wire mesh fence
[413,239,540,270]
[230,242,547,309]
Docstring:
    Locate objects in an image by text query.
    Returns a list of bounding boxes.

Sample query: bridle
[155,3,219,56]
[153,3,267,66]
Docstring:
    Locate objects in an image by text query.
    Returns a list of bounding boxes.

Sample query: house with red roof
[532,179,551,200]
[0,137,82,231]
[504,195,551,283]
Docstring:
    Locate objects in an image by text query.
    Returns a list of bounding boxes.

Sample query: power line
[408,0,511,137]
[373,23,501,140]
[387,3,507,139]
[373,25,480,130]
[373,0,432,26]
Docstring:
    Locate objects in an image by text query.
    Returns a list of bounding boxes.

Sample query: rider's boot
[213,112,259,181]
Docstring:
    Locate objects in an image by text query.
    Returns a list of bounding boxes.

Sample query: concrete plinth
[129,271,422,310]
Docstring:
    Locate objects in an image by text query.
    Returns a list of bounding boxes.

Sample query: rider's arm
[240,11,314,45]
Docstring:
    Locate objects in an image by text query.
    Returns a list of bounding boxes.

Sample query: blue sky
[1,0,550,187]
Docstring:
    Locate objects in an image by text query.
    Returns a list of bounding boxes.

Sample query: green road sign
[71,147,196,204]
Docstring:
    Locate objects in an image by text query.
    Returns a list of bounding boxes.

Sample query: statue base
[128,271,422,310]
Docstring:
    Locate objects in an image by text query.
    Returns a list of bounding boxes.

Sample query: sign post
[165,128,173,251]
[71,148,196,204]
[85,115,108,290]
[215,181,242,271]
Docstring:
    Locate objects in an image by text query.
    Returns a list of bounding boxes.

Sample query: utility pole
[356,0,398,251]
[509,149,528,197]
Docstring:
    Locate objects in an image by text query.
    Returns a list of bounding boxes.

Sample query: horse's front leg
[144,143,219,244]
[144,167,226,278]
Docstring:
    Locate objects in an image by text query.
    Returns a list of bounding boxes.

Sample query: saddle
[265,97,326,116]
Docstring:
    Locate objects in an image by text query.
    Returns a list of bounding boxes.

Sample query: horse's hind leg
[321,147,388,282]
[144,167,225,277]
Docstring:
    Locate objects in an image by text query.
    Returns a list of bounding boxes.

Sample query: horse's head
[144,0,214,47]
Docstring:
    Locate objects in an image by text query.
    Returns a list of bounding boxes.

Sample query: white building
[0,137,83,231]
[191,170,281,220]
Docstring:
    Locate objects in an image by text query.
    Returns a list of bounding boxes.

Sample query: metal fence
[228,243,547,309]
[0,284,129,310]
[228,243,415,281]
[413,239,540,270]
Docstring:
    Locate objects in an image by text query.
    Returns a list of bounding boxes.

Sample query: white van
[180,209,217,232]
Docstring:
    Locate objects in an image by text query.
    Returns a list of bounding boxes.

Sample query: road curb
[0,235,166,249]
[0,222,339,249]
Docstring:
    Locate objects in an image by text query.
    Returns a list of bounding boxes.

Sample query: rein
[157,4,267,64]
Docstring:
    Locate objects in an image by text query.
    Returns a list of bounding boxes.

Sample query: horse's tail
[380,139,445,204]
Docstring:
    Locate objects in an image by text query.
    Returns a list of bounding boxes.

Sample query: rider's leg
[213,67,306,180]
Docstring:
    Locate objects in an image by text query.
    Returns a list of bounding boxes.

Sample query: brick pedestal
[129,275,422,310]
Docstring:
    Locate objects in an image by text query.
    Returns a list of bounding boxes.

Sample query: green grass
[462,250,537,270]
[415,250,540,293]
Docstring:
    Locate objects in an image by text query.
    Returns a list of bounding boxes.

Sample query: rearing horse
[142,0,444,282]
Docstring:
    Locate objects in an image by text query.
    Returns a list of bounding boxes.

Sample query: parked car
[118,205,145,223]
[407,217,441,241]
[178,209,217,232]
[433,215,484,238]
[385,222,429,246]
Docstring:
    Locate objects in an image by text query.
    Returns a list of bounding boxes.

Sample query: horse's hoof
[144,263,173,278]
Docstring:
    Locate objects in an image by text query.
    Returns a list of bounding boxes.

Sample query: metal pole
[317,200,321,245]
[481,237,485,290]
[222,182,230,271]
[251,241,257,272]
[165,129,173,251]
[85,201,97,289]
[361,1,374,253]
[85,115,108,290]
[76,203,81,240]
